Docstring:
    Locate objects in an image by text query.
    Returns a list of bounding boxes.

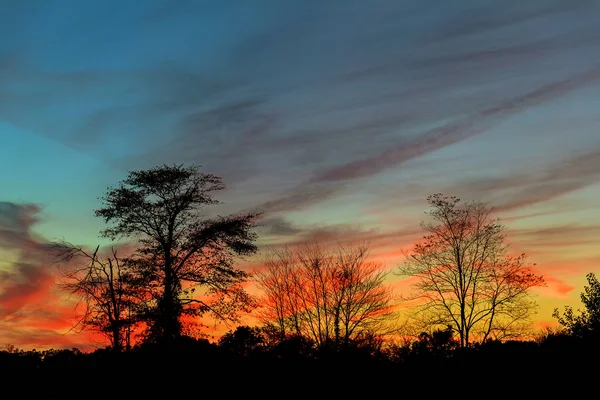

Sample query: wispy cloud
[252,67,600,215]
[441,149,600,213]
[314,67,600,184]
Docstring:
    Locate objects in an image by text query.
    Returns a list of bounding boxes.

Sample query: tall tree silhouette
[397,194,544,347]
[94,164,260,345]
[553,272,600,339]
[255,242,394,348]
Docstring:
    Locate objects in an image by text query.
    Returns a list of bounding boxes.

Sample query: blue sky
[1,0,600,349]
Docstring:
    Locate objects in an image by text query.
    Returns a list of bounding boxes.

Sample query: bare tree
[332,245,392,346]
[253,247,299,339]
[54,242,139,351]
[397,194,545,347]
[255,242,394,348]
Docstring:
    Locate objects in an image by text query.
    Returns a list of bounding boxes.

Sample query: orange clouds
[0,201,109,351]
[537,274,576,299]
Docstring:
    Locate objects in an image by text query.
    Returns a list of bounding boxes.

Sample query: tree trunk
[155,263,182,345]
[112,325,122,352]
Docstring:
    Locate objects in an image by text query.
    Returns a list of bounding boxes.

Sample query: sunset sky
[1,0,600,350]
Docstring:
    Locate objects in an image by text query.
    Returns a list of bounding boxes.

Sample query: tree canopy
[94,164,261,345]
[553,272,600,339]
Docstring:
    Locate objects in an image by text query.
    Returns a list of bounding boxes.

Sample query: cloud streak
[442,149,600,213]
[253,66,600,215]
[313,67,600,184]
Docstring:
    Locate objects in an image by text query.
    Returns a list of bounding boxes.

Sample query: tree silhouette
[553,272,600,339]
[410,326,458,357]
[94,164,261,345]
[397,194,544,347]
[255,242,394,349]
[218,325,266,357]
[54,242,138,351]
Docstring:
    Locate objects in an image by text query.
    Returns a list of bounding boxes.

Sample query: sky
[1,0,600,350]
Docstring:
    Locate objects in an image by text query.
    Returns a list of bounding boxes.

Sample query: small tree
[94,164,261,345]
[218,325,266,357]
[410,326,458,358]
[553,272,600,339]
[397,194,545,347]
[55,242,138,351]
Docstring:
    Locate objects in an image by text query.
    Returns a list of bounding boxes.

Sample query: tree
[218,325,266,357]
[94,164,260,345]
[399,325,458,362]
[255,242,394,349]
[54,242,138,351]
[553,272,600,339]
[397,194,545,347]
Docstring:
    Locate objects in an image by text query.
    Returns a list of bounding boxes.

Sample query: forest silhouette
[1,164,598,394]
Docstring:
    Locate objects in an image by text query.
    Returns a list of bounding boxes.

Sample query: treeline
[1,319,598,375]
[1,164,598,384]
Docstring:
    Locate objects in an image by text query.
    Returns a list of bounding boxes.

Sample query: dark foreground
[0,333,596,398]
